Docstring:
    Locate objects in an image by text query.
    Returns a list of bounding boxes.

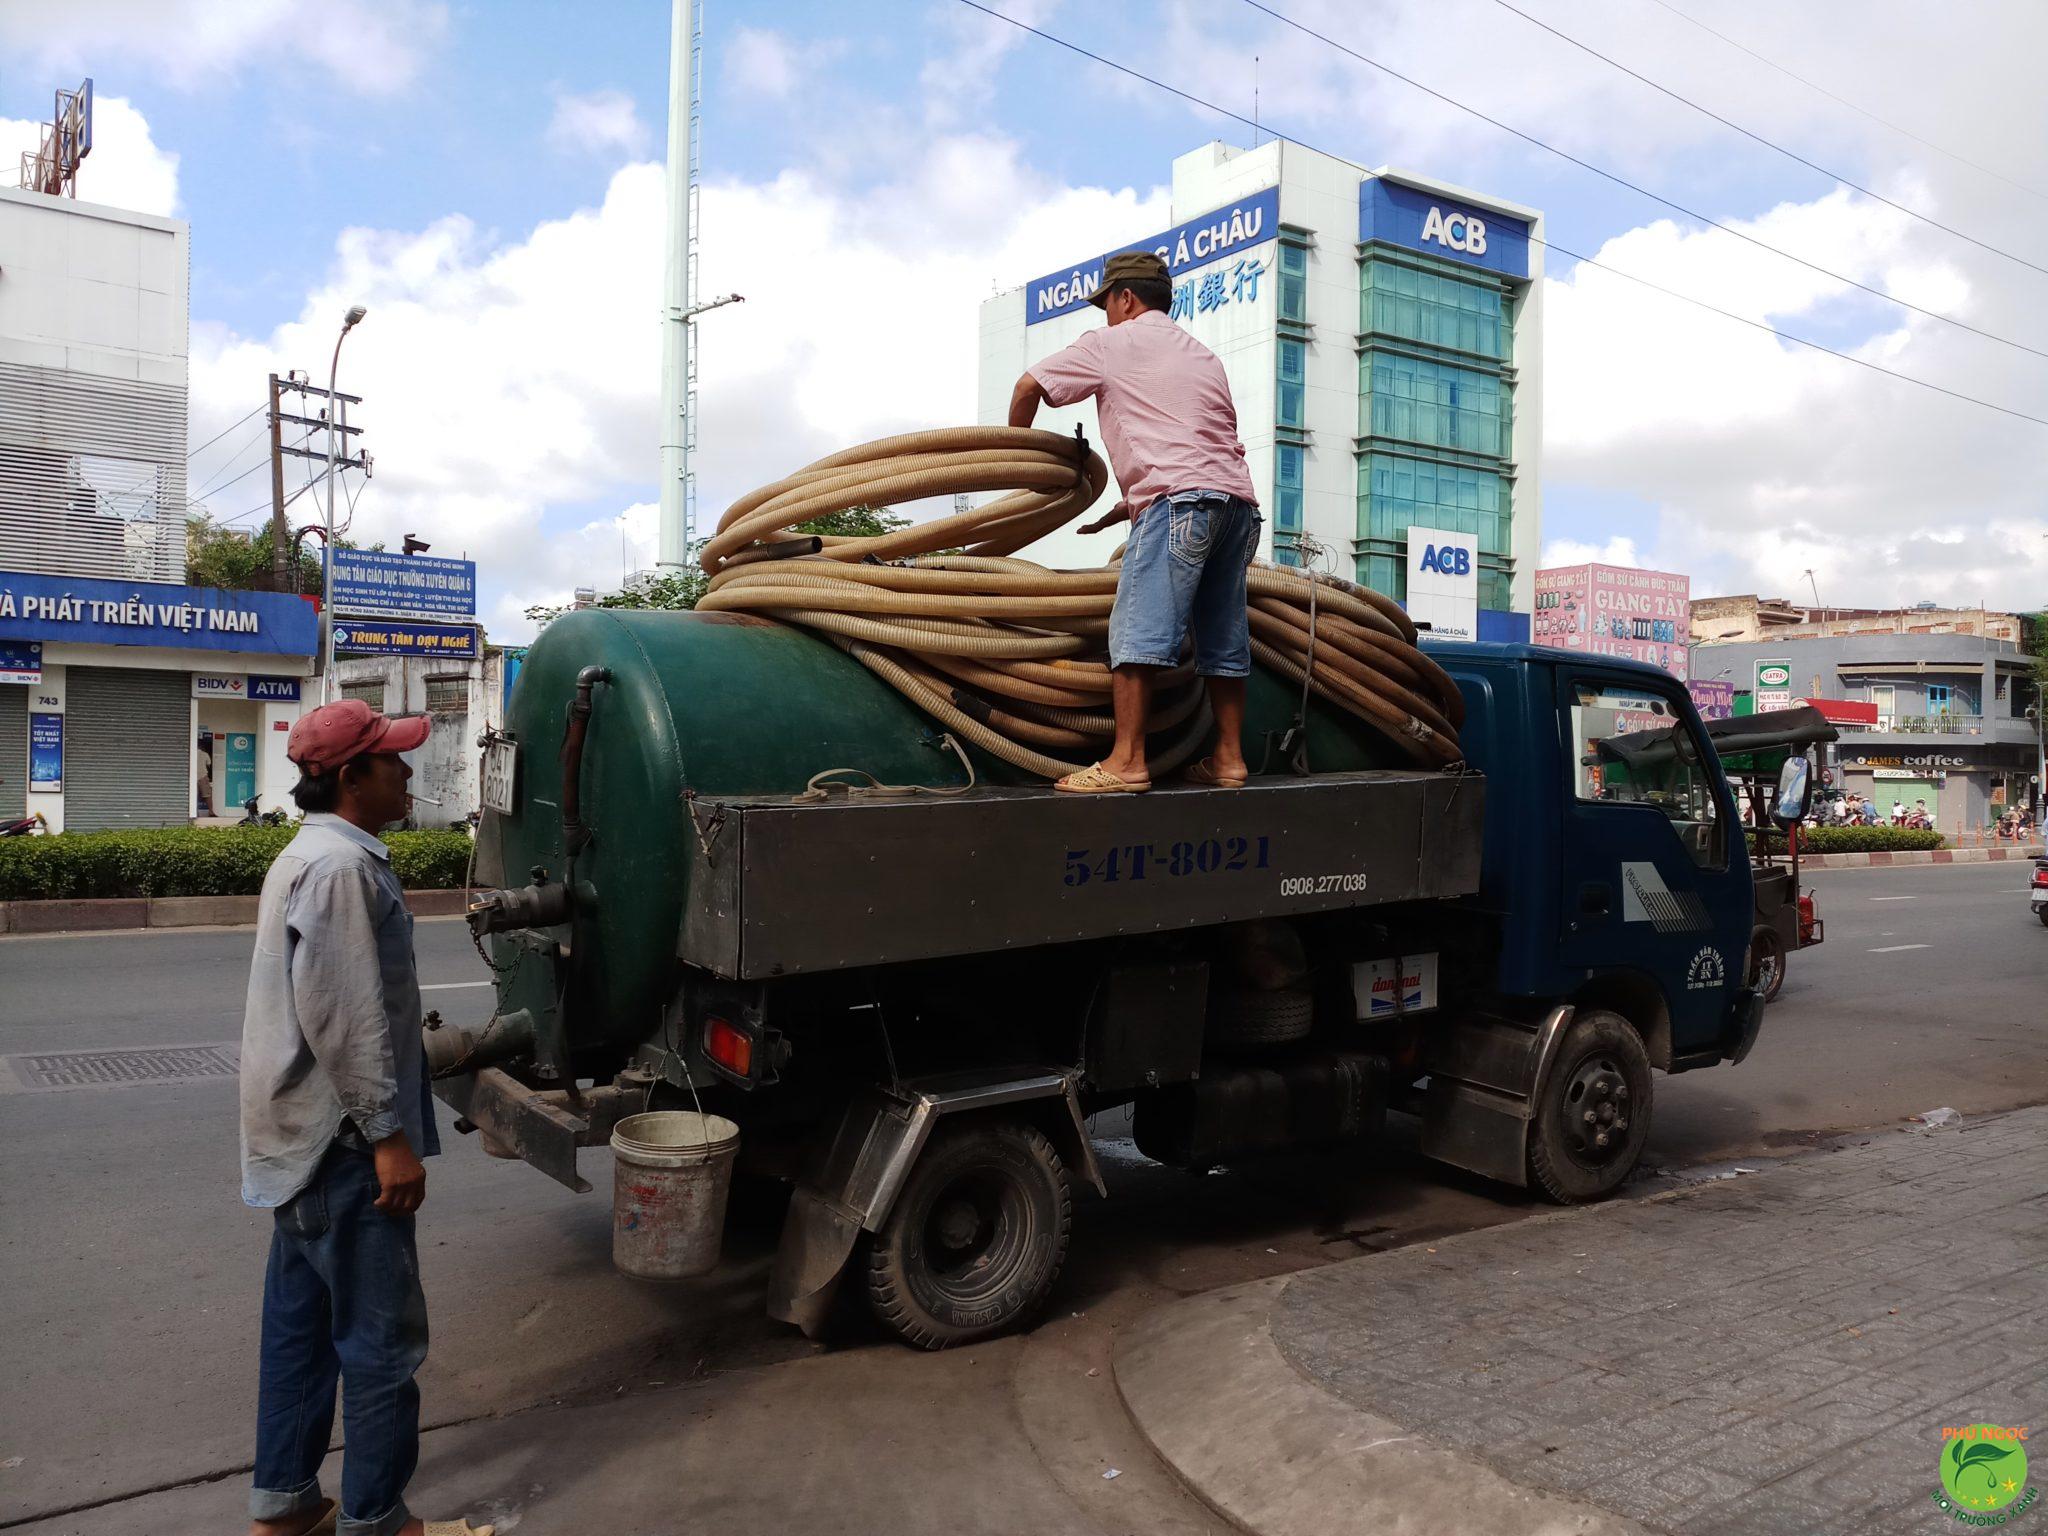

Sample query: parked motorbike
[1,811,49,837]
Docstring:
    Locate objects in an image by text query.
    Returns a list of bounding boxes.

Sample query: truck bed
[678,768,1485,979]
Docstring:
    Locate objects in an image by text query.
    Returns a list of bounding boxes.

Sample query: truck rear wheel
[864,1119,1070,1350]
[1746,926,1788,1004]
[1528,1010,1652,1204]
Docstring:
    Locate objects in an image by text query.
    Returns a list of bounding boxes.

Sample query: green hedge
[1749,825,1945,855]
[0,826,475,901]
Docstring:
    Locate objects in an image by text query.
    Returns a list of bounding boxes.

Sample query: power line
[1484,0,2048,278]
[1639,0,2048,206]
[950,0,2048,430]
[189,431,274,500]
[196,424,322,508]
[186,403,265,461]
[1241,0,2048,362]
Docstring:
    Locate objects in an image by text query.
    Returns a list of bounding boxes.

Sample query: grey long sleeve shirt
[239,813,440,1208]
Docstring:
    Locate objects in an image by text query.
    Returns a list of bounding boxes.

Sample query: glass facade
[1277,337,1306,429]
[1355,247,1520,612]
[1279,240,1308,324]
[1273,444,1303,566]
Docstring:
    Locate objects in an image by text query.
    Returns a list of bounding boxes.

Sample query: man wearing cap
[240,700,492,1536]
[1009,248,1263,793]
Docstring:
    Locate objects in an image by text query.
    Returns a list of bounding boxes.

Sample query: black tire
[1528,1010,1653,1204]
[1207,986,1315,1048]
[1747,926,1788,1004]
[2038,908,2048,929]
[865,1119,1070,1350]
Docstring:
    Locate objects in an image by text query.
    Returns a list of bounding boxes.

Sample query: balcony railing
[1835,713,2037,739]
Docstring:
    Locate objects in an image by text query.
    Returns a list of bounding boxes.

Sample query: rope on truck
[696,426,1466,777]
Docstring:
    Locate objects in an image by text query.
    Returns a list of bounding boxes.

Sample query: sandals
[1183,757,1248,788]
[1054,761,1151,794]
[423,1522,496,1536]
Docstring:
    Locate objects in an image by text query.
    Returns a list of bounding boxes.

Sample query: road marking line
[420,981,492,991]
[1869,895,1917,902]
[1868,943,1931,953]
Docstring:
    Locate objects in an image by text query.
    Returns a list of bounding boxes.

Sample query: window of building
[425,677,469,712]
[1567,682,1722,869]
[1277,337,1306,428]
[1279,240,1309,324]
[1272,444,1304,566]
[1361,350,1510,458]
[1356,453,1507,555]
[339,681,386,707]
[1359,256,1511,360]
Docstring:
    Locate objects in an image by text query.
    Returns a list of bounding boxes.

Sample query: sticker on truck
[1353,953,1439,1018]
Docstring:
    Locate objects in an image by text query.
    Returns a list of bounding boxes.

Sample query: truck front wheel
[1528,1010,1653,1204]
[864,1119,1071,1350]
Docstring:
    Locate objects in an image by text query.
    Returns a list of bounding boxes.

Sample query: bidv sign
[1420,206,1487,256]
[1026,187,1279,325]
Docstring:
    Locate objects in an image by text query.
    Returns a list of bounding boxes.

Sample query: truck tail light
[703,1015,753,1078]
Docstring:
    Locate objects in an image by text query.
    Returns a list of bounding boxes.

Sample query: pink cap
[286,699,430,773]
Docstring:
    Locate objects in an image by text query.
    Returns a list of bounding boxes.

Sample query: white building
[0,186,315,831]
[978,140,1542,639]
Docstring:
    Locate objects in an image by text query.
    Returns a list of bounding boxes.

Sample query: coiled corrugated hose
[697,426,1465,778]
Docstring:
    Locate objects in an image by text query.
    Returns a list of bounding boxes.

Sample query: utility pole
[266,373,290,592]
[657,0,700,569]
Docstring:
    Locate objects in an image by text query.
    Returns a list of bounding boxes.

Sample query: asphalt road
[2,861,2043,1531]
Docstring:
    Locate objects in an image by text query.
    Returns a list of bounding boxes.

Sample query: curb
[1802,844,2043,869]
[1113,1277,1646,1536]
[0,888,473,935]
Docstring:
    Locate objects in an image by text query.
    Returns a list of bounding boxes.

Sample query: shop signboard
[192,672,248,700]
[1026,187,1280,325]
[249,676,302,703]
[0,638,41,684]
[1359,178,1532,280]
[1688,679,1735,720]
[28,712,62,790]
[326,549,478,623]
[1754,658,1794,711]
[1798,696,1879,727]
[1404,526,1479,640]
[331,620,479,659]
[1534,563,1691,679]
[0,570,317,656]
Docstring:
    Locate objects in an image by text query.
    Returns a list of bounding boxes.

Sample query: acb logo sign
[1419,544,1472,577]
[1421,205,1487,256]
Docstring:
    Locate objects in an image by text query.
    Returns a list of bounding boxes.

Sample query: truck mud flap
[765,1068,1104,1339]
[1417,1004,1572,1188]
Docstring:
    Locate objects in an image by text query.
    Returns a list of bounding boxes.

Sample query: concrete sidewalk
[1117,1107,2048,1536]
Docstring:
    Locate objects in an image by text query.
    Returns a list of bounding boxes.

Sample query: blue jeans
[1109,490,1262,676]
[251,1142,428,1536]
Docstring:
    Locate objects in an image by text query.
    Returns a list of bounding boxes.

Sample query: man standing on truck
[239,698,493,1536]
[1007,249,1263,794]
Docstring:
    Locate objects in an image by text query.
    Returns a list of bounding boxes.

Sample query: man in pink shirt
[1009,250,1263,793]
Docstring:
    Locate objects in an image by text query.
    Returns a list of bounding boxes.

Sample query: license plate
[481,738,519,815]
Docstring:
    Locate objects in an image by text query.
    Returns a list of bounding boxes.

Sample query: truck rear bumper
[431,1066,653,1193]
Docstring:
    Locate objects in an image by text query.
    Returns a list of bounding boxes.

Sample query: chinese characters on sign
[1025,187,1280,324]
[1168,257,1269,321]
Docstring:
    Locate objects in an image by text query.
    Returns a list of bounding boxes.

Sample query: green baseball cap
[1089,250,1170,307]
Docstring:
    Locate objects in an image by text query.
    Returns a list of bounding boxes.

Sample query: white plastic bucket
[610,1110,740,1281]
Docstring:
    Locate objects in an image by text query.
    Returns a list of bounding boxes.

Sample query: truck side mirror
[1771,755,1812,826]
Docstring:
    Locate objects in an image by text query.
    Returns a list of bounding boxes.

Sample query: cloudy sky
[4,0,2044,638]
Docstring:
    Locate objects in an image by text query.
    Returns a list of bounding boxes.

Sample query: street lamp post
[320,305,368,703]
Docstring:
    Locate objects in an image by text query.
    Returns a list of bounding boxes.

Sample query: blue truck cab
[1410,641,1766,1200]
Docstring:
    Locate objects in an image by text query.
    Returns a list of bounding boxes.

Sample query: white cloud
[546,89,649,159]
[1541,536,1642,569]
[727,28,800,101]
[0,95,179,217]
[188,133,1168,640]
[0,0,447,94]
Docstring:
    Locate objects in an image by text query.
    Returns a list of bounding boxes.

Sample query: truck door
[1556,672,1748,1056]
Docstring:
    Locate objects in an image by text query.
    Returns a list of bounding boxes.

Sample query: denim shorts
[1109,490,1263,677]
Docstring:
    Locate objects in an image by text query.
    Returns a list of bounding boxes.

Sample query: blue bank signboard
[1026,187,1281,325]
[0,571,318,657]
[29,712,63,789]
[1359,179,1530,280]
[327,549,477,622]
[332,619,480,659]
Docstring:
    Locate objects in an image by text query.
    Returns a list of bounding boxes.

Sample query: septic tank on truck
[435,610,1791,1348]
